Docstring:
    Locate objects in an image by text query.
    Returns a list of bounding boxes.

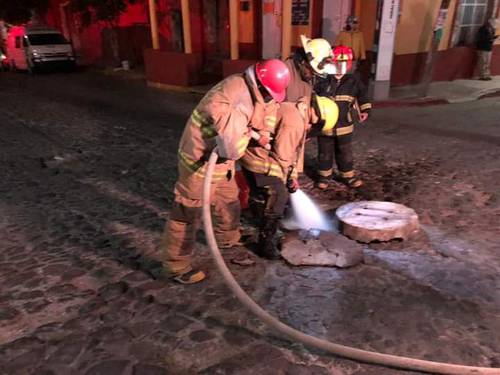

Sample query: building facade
[391,0,500,86]
[38,0,500,91]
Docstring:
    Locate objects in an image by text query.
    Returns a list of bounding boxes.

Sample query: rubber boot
[316,176,329,190]
[256,217,282,260]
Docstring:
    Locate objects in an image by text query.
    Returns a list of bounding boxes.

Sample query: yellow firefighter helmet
[315,96,339,133]
[300,35,335,76]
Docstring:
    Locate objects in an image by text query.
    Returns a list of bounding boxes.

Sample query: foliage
[70,0,141,26]
[0,0,50,25]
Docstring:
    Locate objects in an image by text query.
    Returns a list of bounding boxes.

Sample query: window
[27,33,68,46]
[452,0,489,46]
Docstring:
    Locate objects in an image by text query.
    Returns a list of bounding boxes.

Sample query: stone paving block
[84,360,131,375]
[1,71,499,375]
[281,232,364,268]
[133,363,170,375]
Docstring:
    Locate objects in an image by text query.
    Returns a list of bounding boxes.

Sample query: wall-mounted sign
[434,8,448,42]
[292,0,310,26]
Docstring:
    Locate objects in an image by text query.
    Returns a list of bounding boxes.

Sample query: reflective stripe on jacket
[176,70,277,199]
[241,102,307,182]
[316,73,372,137]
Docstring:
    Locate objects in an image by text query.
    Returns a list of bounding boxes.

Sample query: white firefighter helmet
[300,35,335,76]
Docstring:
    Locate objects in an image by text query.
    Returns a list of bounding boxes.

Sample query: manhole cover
[336,201,419,243]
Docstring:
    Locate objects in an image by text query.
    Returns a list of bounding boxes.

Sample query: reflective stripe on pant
[317,133,354,177]
[161,172,240,275]
[242,168,289,218]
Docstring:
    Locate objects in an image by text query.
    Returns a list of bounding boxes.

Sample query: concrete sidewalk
[389,75,500,104]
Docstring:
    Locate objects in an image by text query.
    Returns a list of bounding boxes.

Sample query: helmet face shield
[332,60,353,75]
[332,46,354,75]
[317,57,335,75]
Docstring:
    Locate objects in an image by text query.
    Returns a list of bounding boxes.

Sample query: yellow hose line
[202,149,499,375]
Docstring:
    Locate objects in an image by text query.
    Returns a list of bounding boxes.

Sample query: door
[194,0,230,82]
[322,0,352,43]
[239,0,262,59]
[12,35,28,69]
[262,0,282,58]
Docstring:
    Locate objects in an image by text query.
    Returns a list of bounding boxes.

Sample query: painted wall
[261,0,320,58]
[291,0,315,46]
[322,0,352,44]
[44,0,176,65]
[357,0,378,51]
[239,0,255,43]
[262,0,282,58]
[395,0,497,55]
[394,0,441,55]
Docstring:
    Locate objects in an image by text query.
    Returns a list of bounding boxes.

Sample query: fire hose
[202,148,499,375]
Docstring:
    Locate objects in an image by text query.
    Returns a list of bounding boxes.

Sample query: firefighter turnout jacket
[240,102,308,182]
[175,67,279,202]
[316,73,371,137]
[284,56,313,104]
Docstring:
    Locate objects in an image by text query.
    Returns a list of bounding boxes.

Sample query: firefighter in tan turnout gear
[241,95,339,259]
[160,59,290,284]
[285,35,336,104]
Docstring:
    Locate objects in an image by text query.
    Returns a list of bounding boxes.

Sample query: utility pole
[373,0,400,101]
[419,0,450,97]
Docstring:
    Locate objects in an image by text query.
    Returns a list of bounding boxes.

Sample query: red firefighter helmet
[255,59,290,103]
[332,45,354,75]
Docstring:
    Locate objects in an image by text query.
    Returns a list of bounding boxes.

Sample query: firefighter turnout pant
[242,168,289,219]
[160,170,241,276]
[317,133,355,180]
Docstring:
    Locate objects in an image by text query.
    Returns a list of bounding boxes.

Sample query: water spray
[289,189,332,240]
[202,148,499,375]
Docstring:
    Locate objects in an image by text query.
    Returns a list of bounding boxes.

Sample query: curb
[374,98,448,108]
[90,67,146,81]
[376,88,500,107]
[147,81,209,95]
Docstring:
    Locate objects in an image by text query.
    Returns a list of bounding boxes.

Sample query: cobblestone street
[0,71,499,374]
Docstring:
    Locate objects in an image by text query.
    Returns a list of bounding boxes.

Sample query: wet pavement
[0,70,499,374]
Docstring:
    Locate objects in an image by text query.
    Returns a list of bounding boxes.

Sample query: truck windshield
[27,33,68,45]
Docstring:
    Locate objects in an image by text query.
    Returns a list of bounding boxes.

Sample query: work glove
[257,134,271,148]
[250,130,271,150]
[286,178,299,194]
[359,112,369,123]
